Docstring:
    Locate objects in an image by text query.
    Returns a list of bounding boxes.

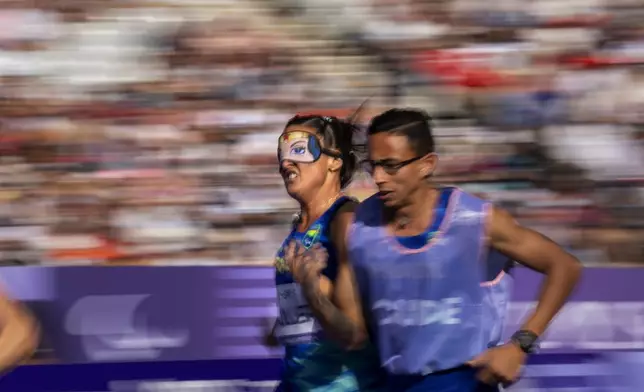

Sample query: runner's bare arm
[263,319,280,347]
[0,289,39,372]
[489,206,582,336]
[301,202,367,350]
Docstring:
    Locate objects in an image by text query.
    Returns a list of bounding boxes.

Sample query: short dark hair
[284,115,359,188]
[367,108,435,156]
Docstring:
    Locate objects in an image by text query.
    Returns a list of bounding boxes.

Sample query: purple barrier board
[0,266,642,391]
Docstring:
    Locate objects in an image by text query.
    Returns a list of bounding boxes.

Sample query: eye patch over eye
[278,131,339,163]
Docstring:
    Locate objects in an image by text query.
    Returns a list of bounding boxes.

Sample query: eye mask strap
[321,147,341,158]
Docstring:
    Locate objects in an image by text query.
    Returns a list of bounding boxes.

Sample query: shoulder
[337,197,359,215]
[352,193,381,224]
[360,193,381,207]
[446,188,493,220]
[450,188,483,206]
[330,198,358,238]
[488,205,520,241]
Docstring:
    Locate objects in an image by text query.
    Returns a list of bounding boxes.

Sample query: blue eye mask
[278,131,340,163]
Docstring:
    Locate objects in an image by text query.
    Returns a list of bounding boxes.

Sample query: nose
[371,165,388,187]
[280,159,295,171]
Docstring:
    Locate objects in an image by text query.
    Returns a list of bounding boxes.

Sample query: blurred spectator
[0,0,641,266]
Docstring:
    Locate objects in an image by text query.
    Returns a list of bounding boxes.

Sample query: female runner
[271,114,384,391]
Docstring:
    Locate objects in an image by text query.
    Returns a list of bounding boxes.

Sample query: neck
[390,183,439,229]
[299,186,342,227]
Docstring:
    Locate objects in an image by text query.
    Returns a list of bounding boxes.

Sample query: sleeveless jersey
[348,188,513,376]
[273,196,385,392]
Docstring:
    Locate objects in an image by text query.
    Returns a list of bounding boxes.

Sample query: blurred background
[0,0,643,390]
[0,0,643,268]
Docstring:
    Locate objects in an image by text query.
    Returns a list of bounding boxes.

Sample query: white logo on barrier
[372,298,464,327]
[65,294,189,361]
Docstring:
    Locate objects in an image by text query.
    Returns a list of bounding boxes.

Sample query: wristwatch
[510,330,540,354]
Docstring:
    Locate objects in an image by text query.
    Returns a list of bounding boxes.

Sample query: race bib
[274,283,320,344]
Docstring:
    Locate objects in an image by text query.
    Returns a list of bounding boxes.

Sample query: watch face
[518,336,533,350]
[513,331,539,353]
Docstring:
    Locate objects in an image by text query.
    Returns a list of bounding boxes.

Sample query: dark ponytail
[334,118,359,188]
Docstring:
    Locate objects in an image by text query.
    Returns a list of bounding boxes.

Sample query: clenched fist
[284,240,328,287]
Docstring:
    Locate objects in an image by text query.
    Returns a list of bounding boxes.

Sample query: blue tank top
[273,196,385,392]
[348,187,513,376]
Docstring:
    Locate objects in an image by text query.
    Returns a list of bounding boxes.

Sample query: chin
[285,183,303,199]
[382,198,398,207]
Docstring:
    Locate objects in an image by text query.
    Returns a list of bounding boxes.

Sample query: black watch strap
[511,330,540,354]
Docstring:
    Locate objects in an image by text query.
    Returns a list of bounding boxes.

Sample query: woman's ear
[328,156,343,173]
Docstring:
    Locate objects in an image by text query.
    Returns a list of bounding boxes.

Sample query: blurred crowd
[0,0,642,267]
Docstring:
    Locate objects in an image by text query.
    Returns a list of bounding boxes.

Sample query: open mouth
[378,190,394,201]
[281,168,299,182]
